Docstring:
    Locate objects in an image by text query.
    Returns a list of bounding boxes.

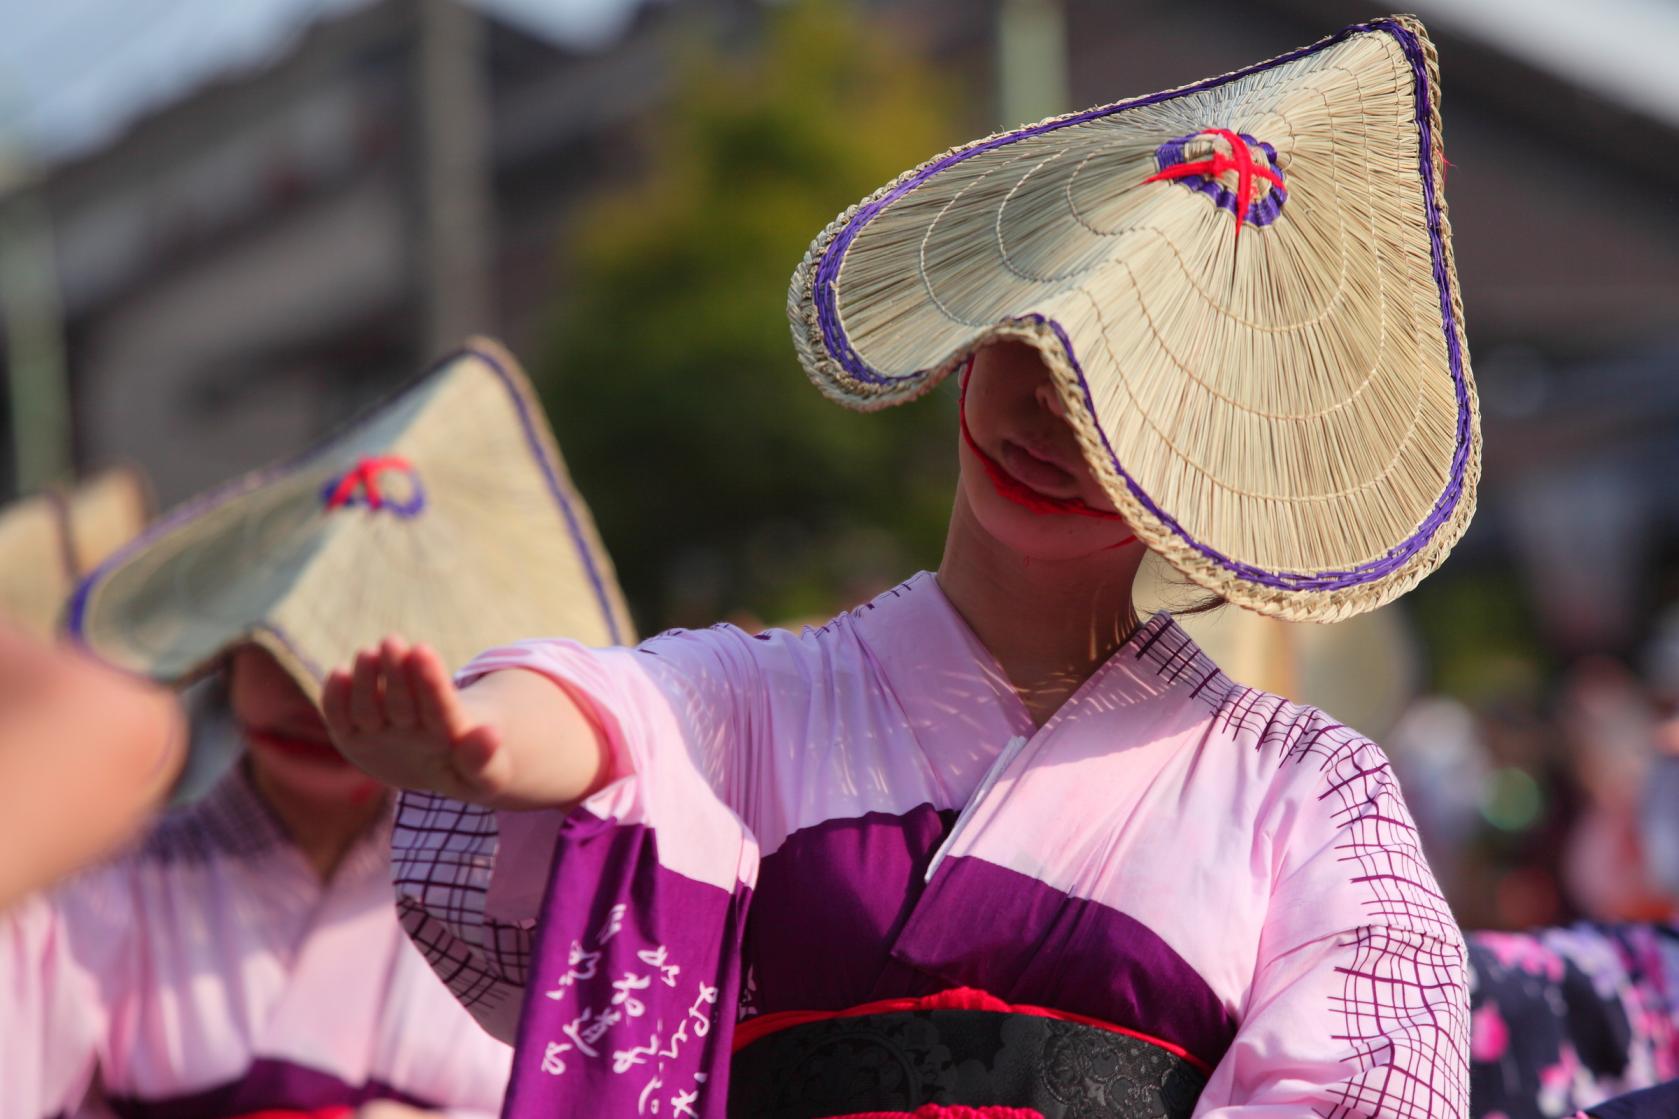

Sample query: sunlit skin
[940,339,1146,724]
[0,626,185,908]
[322,339,1146,806]
[228,646,387,880]
[956,339,1134,559]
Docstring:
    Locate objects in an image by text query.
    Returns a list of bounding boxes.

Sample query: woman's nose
[1035,380,1067,420]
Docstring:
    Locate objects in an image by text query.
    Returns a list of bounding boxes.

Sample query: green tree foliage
[537,0,970,631]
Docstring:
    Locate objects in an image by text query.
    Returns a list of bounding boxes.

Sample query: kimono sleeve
[1193,726,1471,1119]
[393,631,760,1118]
[0,869,132,1116]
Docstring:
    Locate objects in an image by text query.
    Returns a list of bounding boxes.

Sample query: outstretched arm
[322,637,612,810]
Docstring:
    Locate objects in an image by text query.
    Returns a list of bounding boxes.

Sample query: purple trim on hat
[1152,131,1287,228]
[889,853,1237,1069]
[100,1056,430,1118]
[64,341,625,670]
[811,18,1471,593]
[480,349,626,645]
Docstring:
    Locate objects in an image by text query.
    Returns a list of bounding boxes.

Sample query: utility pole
[0,162,72,496]
[996,0,1070,128]
[413,0,495,360]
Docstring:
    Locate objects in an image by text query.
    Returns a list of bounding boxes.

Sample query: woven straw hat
[790,16,1478,621]
[0,469,150,639]
[67,339,633,697]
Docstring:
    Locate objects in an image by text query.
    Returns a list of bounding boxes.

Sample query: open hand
[323,638,511,805]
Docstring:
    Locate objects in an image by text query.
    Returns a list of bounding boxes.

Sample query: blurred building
[0,0,685,506]
[1,0,1676,654]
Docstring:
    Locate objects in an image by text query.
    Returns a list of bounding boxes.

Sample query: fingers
[322,668,355,741]
[348,649,385,732]
[407,644,458,735]
[380,637,417,729]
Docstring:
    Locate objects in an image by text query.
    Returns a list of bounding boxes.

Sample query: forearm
[456,666,613,810]
[325,638,615,812]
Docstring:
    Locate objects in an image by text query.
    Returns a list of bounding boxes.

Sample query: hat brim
[790,16,1479,622]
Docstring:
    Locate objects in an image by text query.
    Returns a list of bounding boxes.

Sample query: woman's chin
[965,477,1135,562]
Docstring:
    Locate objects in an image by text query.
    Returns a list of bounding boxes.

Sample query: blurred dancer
[3,341,631,1117]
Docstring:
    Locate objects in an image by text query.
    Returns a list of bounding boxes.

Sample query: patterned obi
[728,989,1208,1119]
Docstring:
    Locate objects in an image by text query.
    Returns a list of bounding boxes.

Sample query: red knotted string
[324,455,414,511]
[1144,127,1283,243]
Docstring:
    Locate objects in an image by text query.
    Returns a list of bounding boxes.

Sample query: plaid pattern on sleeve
[392,790,535,1043]
[1199,693,1472,1118]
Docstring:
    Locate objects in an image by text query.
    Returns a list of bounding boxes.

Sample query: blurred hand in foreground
[0,623,184,907]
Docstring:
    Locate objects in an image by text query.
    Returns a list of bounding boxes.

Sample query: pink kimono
[394,572,1469,1117]
[3,764,510,1117]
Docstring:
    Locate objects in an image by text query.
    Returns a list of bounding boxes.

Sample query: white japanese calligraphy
[637,944,683,987]
[613,971,653,1018]
[613,1023,662,1075]
[560,1006,622,1058]
[659,1019,689,1061]
[638,1073,664,1115]
[540,1040,571,1077]
[546,939,602,999]
[597,903,628,945]
[688,983,719,1037]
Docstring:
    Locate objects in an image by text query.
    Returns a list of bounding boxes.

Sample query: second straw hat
[0,469,149,640]
[790,16,1479,622]
[67,339,632,694]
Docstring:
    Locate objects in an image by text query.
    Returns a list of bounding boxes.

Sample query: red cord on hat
[324,455,416,512]
[1144,127,1283,243]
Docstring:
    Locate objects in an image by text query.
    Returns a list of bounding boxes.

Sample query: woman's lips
[244,728,350,767]
[998,439,1082,499]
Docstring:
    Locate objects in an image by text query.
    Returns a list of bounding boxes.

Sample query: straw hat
[790,15,1478,621]
[67,339,633,696]
[0,468,150,639]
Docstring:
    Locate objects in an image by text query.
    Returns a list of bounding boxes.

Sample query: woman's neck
[936,495,1144,728]
[245,757,388,881]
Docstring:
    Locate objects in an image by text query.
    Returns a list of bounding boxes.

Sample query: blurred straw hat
[0,468,150,639]
[790,16,1478,622]
[1134,553,1421,738]
[67,339,632,697]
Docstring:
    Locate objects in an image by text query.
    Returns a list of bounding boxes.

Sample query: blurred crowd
[1390,620,1679,933]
